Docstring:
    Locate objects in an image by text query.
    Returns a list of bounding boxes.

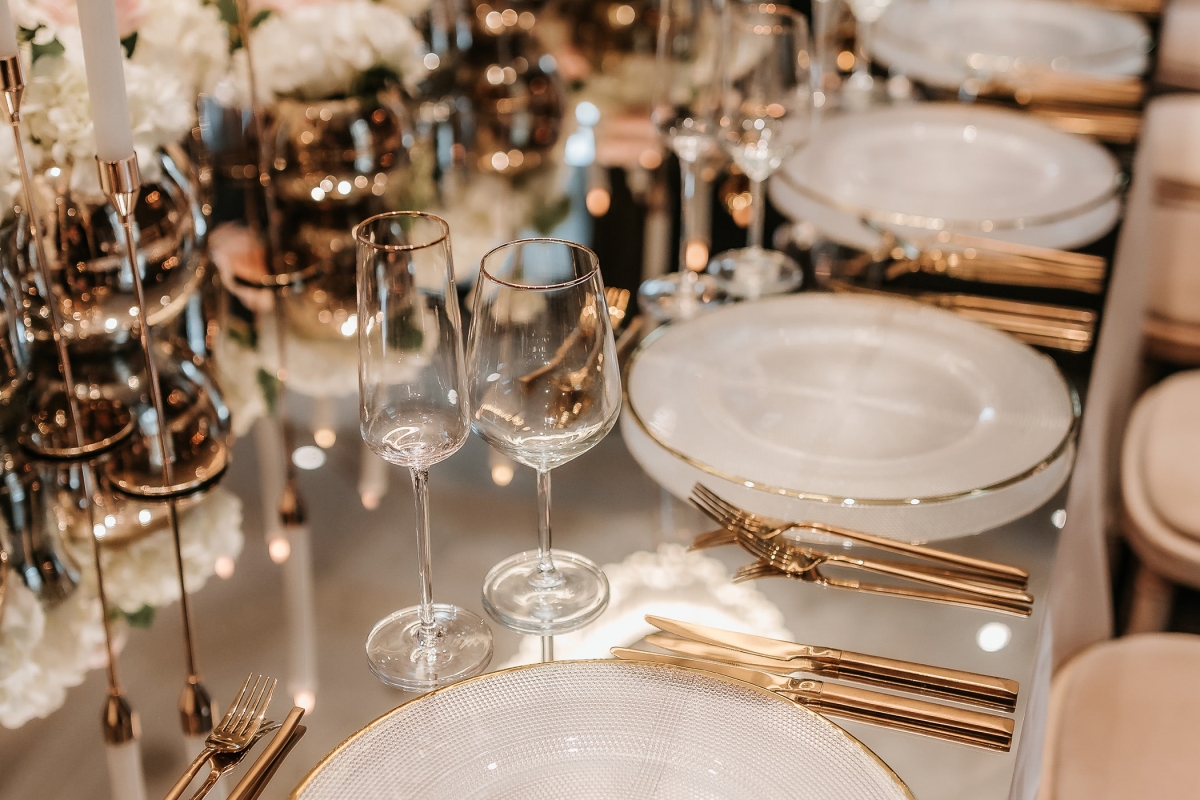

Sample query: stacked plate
[872,0,1151,90]
[768,103,1123,253]
[621,294,1078,542]
[293,660,913,799]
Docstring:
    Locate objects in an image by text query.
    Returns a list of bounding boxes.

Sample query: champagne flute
[639,0,728,321]
[710,4,815,300]
[467,239,620,635]
[356,211,492,690]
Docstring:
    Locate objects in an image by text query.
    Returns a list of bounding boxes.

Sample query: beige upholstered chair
[1143,96,1200,364]
[1120,371,1200,632]
[1038,633,1200,800]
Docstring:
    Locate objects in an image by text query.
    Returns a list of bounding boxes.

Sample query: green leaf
[349,65,403,101]
[251,10,273,27]
[20,27,65,62]
[256,367,279,414]
[120,605,156,629]
[120,32,138,59]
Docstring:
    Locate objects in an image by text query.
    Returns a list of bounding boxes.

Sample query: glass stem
[541,636,554,663]
[679,157,707,273]
[410,468,437,646]
[533,468,562,586]
[854,17,871,79]
[748,178,766,250]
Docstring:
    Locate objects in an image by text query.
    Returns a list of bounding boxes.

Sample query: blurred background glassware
[710,4,814,300]
[847,0,896,94]
[0,147,207,354]
[356,211,493,691]
[642,0,729,321]
[466,1,565,177]
[467,239,619,635]
[0,448,81,608]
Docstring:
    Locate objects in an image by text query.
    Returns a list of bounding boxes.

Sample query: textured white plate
[873,0,1150,90]
[292,660,913,800]
[770,104,1122,251]
[623,294,1076,542]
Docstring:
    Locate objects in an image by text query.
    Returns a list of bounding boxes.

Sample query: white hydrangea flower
[246,0,428,101]
[0,577,108,729]
[133,0,231,96]
[98,487,244,614]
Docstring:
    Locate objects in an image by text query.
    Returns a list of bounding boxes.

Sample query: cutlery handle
[238,725,307,800]
[833,652,1019,712]
[802,525,1029,588]
[186,767,221,800]
[825,554,1033,604]
[818,574,1033,617]
[788,680,1014,751]
[228,707,305,800]
[165,749,212,800]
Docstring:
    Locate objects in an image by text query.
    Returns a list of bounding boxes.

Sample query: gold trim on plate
[288,659,915,799]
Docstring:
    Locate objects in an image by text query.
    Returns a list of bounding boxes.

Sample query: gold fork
[691,484,1029,588]
[165,674,278,800]
[733,561,1033,616]
[186,720,282,800]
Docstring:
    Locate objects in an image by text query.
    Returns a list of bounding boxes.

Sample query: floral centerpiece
[0,0,230,209]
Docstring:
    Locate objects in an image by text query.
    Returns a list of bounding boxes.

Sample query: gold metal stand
[1,54,138,747]
[96,154,214,736]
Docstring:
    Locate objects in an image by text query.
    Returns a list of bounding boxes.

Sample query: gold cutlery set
[689,484,1035,616]
[165,675,306,800]
[614,616,1019,751]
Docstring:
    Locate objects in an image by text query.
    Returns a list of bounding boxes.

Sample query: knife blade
[645,616,1019,712]
[228,706,305,800]
[611,648,1013,751]
[645,633,1016,712]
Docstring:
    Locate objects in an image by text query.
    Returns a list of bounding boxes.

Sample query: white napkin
[1143,96,1200,325]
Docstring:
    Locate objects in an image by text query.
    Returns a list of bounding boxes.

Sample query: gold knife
[238,725,306,800]
[612,648,1014,751]
[646,616,1019,712]
[228,706,305,800]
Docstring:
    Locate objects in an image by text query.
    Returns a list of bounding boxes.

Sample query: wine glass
[467,239,620,635]
[640,0,729,321]
[847,0,894,94]
[356,211,493,690]
[710,4,815,300]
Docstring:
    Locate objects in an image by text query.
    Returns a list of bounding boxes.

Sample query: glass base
[482,549,610,635]
[366,603,493,691]
[709,247,803,300]
[638,273,726,323]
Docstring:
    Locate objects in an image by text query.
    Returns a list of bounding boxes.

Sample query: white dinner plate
[770,104,1123,251]
[873,0,1151,90]
[622,294,1077,542]
[292,660,913,800]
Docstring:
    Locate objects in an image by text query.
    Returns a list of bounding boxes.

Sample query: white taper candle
[0,0,19,59]
[75,0,134,161]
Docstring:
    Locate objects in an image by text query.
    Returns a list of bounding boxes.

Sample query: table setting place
[0,0,1185,796]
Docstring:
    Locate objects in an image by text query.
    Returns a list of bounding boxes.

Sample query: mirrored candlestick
[98,155,214,738]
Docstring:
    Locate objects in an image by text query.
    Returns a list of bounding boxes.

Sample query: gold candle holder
[2,53,139,749]
[96,154,214,737]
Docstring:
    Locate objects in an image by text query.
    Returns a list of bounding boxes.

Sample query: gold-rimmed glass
[466,239,620,635]
[356,211,492,690]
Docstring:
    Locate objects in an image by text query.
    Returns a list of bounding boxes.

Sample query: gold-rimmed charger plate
[291,660,913,800]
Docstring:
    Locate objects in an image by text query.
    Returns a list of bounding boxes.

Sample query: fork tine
[237,677,277,736]
[229,675,266,733]
[691,485,770,535]
[689,529,737,551]
[733,562,778,583]
[234,676,271,736]
[214,674,254,733]
[695,486,772,534]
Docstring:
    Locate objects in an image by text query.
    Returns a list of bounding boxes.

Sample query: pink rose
[209,223,274,313]
[33,0,148,36]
